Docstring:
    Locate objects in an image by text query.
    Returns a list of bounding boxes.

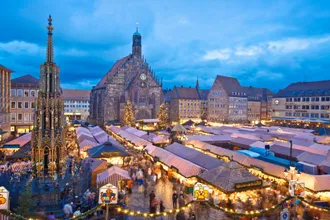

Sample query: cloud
[203,49,232,60]
[267,36,330,53]
[235,46,263,56]
[0,41,44,55]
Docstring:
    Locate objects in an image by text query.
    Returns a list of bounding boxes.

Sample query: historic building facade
[272,80,330,125]
[166,80,209,122]
[62,89,90,122]
[31,16,65,176]
[208,75,273,123]
[10,74,39,136]
[90,26,163,125]
[0,64,12,142]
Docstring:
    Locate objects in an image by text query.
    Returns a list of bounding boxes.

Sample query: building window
[293,112,300,117]
[301,113,309,117]
[24,90,29,97]
[24,102,29,109]
[11,113,16,122]
[24,113,29,122]
[30,113,34,122]
[18,102,23,109]
[11,89,16,97]
[17,89,23,97]
[30,90,36,97]
[11,102,16,109]
[311,113,319,118]
[18,113,23,121]
[31,102,36,109]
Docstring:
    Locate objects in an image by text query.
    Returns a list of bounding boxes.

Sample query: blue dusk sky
[1,0,330,92]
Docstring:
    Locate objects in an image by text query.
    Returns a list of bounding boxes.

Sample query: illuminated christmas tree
[157,103,169,128]
[123,100,135,126]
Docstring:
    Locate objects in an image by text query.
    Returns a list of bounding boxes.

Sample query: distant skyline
[1,0,330,92]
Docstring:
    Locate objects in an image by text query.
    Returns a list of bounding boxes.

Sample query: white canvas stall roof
[230,133,260,141]
[125,127,147,137]
[109,125,121,133]
[187,135,231,142]
[118,130,151,147]
[97,166,131,187]
[319,157,330,173]
[249,141,273,149]
[317,136,330,144]
[309,143,330,151]
[77,131,94,139]
[184,140,250,164]
[139,119,160,123]
[145,144,203,177]
[273,140,328,155]
[79,139,99,152]
[297,152,327,165]
[4,133,31,147]
[165,142,225,170]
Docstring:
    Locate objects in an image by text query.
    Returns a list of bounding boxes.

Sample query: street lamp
[283,139,302,220]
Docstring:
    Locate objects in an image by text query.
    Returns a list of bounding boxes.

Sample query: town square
[1,1,330,219]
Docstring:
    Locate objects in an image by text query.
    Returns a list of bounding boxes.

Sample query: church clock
[140,73,147,81]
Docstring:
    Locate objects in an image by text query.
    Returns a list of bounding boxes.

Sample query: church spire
[132,22,142,58]
[196,77,200,90]
[46,15,54,63]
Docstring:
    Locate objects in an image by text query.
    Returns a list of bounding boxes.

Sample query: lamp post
[284,140,301,220]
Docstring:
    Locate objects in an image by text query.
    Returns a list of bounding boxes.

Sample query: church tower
[31,15,65,177]
[132,23,142,57]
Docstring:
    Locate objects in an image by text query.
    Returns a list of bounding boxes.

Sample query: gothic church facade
[90,27,163,125]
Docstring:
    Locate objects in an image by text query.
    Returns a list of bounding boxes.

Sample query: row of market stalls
[78,127,133,190]
[183,139,330,192]
[108,125,269,199]
[187,125,330,175]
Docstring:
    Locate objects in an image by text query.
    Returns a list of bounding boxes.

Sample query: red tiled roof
[62,89,91,99]
[97,55,130,86]
[171,86,200,100]
[11,74,39,84]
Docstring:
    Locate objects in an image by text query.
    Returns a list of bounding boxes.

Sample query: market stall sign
[193,182,210,201]
[234,180,263,190]
[98,183,118,205]
[101,152,120,157]
[0,186,9,210]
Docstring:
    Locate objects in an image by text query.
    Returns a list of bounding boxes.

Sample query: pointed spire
[136,22,139,32]
[161,77,163,87]
[196,77,200,89]
[46,15,54,63]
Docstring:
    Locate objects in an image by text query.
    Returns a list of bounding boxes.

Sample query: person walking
[159,201,166,220]
[149,191,156,211]
[150,198,158,214]
[172,191,178,208]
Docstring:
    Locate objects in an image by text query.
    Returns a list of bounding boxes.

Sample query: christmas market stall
[165,142,225,170]
[144,144,203,184]
[136,119,160,131]
[96,165,131,191]
[87,137,131,167]
[0,132,31,156]
[82,157,109,187]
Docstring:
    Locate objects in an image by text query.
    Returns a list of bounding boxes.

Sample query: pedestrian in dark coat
[172,191,178,208]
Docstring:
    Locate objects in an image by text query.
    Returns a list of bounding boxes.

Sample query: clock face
[140,73,147,81]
